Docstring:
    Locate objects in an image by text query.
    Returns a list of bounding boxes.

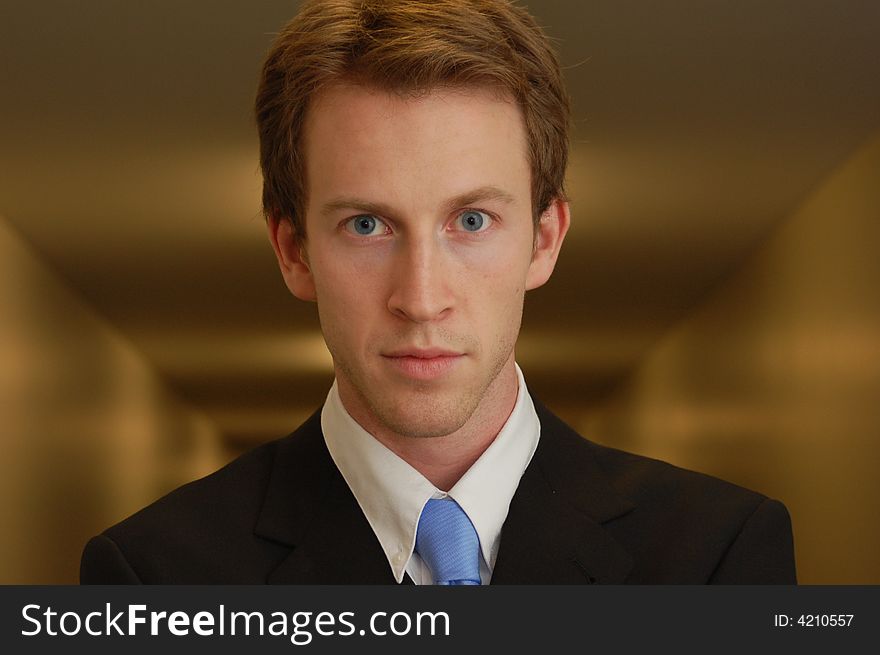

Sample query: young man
[81,0,796,584]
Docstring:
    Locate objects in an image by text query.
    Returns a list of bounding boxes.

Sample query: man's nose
[386,238,454,323]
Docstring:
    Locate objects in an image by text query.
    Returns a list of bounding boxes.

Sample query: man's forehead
[302,81,527,152]
[307,79,519,115]
[301,82,532,213]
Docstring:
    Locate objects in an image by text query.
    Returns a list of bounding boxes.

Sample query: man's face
[280,83,564,439]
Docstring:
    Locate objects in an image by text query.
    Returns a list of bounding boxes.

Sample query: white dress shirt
[320,363,541,584]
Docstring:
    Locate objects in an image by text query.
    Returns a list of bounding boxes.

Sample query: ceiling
[2,0,879,444]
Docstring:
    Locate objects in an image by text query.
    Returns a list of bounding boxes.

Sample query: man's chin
[369,395,477,439]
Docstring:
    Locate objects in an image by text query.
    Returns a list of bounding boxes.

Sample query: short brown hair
[255,0,570,239]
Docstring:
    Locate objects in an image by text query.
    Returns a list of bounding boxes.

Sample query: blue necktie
[415,498,481,585]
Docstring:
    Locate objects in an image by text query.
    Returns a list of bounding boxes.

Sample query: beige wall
[580,131,880,583]
[4,127,878,584]
[0,217,225,583]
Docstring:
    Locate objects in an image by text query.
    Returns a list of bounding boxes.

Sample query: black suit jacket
[80,401,797,584]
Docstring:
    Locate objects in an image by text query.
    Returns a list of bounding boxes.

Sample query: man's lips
[381,349,464,380]
[382,347,463,359]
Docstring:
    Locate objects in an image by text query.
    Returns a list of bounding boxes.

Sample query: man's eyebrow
[445,186,517,212]
[320,197,394,217]
[319,185,517,217]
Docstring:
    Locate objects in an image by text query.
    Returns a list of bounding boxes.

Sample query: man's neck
[339,362,519,491]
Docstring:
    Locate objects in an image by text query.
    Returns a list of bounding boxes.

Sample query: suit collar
[491,400,635,584]
[254,410,402,584]
[530,400,635,524]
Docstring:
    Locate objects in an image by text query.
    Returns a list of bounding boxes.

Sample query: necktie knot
[415,498,481,585]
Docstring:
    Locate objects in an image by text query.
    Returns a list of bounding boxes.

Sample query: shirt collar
[321,363,540,583]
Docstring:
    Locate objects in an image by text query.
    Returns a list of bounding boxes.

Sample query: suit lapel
[253,410,400,584]
[492,401,636,584]
[266,474,401,584]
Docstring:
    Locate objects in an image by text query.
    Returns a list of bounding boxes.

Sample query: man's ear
[266,215,317,301]
[525,198,571,291]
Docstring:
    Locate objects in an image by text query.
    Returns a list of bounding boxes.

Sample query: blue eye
[346,214,387,236]
[456,210,490,233]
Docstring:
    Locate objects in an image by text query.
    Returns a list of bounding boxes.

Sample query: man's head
[259,0,571,441]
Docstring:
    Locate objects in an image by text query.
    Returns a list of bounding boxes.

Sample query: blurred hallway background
[1,1,878,583]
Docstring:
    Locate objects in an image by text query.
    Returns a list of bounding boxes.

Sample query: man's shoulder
[533,402,796,583]
[105,436,280,541]
[536,400,768,510]
[588,434,767,509]
[82,411,325,583]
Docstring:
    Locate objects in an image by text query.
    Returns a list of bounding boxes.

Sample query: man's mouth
[381,348,465,380]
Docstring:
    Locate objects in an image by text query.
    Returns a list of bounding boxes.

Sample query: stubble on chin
[368,386,483,439]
